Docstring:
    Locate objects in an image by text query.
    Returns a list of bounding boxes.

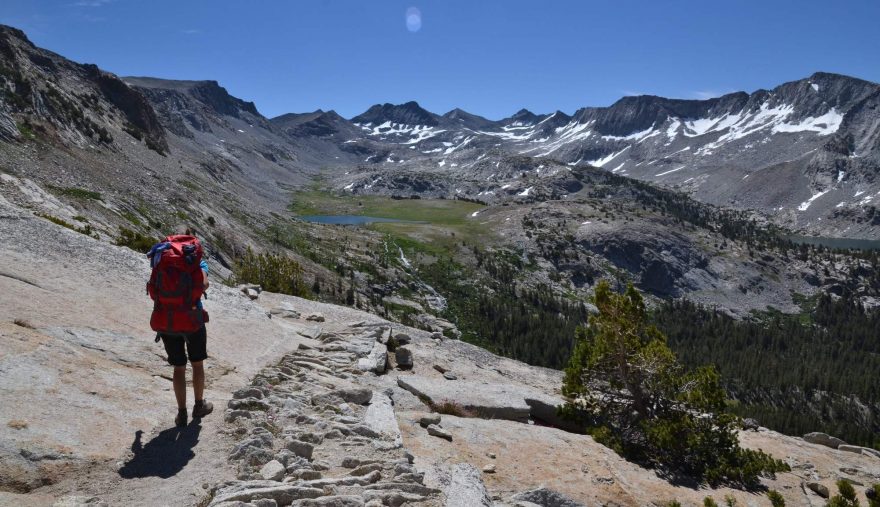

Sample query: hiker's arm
[200,259,210,290]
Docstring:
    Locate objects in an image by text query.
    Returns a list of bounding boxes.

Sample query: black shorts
[160,326,208,367]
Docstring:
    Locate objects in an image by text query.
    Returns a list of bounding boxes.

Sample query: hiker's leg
[172,366,187,409]
[187,326,208,402]
[192,360,205,402]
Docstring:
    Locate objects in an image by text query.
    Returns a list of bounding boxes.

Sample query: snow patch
[656,165,685,177]
[797,189,830,211]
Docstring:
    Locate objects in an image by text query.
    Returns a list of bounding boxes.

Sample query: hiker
[146,230,213,427]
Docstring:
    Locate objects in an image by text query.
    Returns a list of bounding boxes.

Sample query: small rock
[394,333,412,345]
[487,452,496,459]
[259,460,286,481]
[350,463,384,476]
[431,332,443,341]
[433,364,448,373]
[867,486,878,500]
[803,432,846,449]
[285,439,315,460]
[395,346,414,370]
[232,387,265,400]
[443,372,458,380]
[306,313,325,322]
[741,418,760,431]
[269,307,301,319]
[427,424,452,441]
[482,464,496,474]
[246,288,260,300]
[807,482,830,498]
[418,414,441,427]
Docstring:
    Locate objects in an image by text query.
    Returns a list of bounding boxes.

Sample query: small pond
[299,215,423,225]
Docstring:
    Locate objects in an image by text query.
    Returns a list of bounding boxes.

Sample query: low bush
[114,227,158,253]
[234,247,309,297]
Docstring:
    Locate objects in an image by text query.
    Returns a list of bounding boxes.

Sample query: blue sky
[2,0,879,120]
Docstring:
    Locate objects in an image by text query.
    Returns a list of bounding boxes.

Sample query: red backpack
[147,235,208,335]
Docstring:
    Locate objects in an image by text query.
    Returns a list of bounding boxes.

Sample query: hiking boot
[175,408,187,427]
[192,400,213,419]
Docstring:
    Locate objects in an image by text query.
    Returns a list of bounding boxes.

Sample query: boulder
[741,418,760,431]
[398,375,563,422]
[305,313,325,322]
[482,464,496,474]
[245,288,260,300]
[284,439,314,460]
[838,444,880,459]
[443,463,492,507]
[312,388,373,406]
[803,432,846,449]
[364,392,403,447]
[418,414,441,427]
[259,460,285,481]
[395,346,414,370]
[269,307,300,319]
[357,341,388,374]
[394,333,412,345]
[427,424,452,441]
[511,487,585,507]
[806,482,830,498]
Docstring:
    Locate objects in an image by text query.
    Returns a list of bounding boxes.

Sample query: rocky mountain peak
[351,100,439,127]
[124,77,260,119]
[442,108,497,130]
[502,108,542,125]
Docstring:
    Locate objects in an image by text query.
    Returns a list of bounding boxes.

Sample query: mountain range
[2,24,880,239]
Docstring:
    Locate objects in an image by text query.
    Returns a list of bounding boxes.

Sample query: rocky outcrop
[442,464,492,507]
[803,432,847,449]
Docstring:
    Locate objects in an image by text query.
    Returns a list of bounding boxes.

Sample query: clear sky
[2,0,879,120]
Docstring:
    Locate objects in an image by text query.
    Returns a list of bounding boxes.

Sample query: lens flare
[406,7,421,32]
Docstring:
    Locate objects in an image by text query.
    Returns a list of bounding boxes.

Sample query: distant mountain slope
[2,22,880,240]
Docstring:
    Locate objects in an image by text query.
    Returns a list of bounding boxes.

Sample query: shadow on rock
[118,421,202,479]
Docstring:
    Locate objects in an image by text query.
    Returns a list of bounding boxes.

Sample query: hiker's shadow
[118,421,202,479]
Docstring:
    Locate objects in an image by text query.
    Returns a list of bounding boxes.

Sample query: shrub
[561,281,788,488]
[114,227,158,253]
[13,319,34,329]
[36,213,99,238]
[234,247,308,297]
[48,185,102,201]
[431,400,473,418]
[827,480,860,507]
[703,498,719,507]
[767,490,785,507]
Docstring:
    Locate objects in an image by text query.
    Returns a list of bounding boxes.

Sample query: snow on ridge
[811,83,820,92]
[587,146,630,168]
[772,108,843,136]
[683,112,744,137]
[601,124,657,142]
[798,189,830,211]
[656,165,685,177]
[518,186,534,197]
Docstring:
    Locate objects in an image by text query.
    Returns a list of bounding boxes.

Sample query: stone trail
[211,323,449,507]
